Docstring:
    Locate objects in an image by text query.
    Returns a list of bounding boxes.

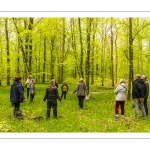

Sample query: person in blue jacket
[10,76,26,117]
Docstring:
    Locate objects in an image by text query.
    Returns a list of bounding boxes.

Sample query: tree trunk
[127,17,133,100]
[86,18,92,94]
[5,18,10,86]
[78,18,84,78]
[110,18,114,87]
[59,18,65,84]
[42,36,46,83]
[28,18,34,75]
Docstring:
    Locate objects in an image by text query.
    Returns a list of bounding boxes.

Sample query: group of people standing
[114,74,149,121]
[10,75,88,119]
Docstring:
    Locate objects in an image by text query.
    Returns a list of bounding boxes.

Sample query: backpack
[62,85,68,91]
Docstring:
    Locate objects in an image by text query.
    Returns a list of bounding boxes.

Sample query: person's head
[79,78,84,83]
[49,79,55,88]
[141,75,147,81]
[32,79,36,83]
[136,74,141,79]
[14,76,22,82]
[29,75,32,79]
[120,78,125,84]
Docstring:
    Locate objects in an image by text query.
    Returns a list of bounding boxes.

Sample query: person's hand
[140,98,144,101]
[23,99,26,102]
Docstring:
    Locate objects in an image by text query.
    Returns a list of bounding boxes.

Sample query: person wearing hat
[25,75,32,98]
[72,78,88,110]
[114,78,127,120]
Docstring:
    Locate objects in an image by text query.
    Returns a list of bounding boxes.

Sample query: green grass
[0,83,150,132]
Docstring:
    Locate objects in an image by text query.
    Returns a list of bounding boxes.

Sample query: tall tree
[127,17,133,100]
[5,18,10,86]
[86,18,92,93]
[110,17,114,87]
[78,18,84,78]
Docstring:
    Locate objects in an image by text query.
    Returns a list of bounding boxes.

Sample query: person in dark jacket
[73,78,88,110]
[141,75,149,116]
[132,74,147,119]
[10,76,26,117]
[61,81,69,99]
[43,79,62,119]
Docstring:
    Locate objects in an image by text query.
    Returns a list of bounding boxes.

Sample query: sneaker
[115,116,119,121]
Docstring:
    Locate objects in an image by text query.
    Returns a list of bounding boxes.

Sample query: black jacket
[132,79,147,99]
[10,81,25,103]
[43,87,61,101]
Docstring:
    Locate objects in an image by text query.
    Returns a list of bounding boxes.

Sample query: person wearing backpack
[43,79,62,119]
[61,81,69,100]
[72,78,88,110]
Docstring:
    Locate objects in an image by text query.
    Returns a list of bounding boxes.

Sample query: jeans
[77,96,85,109]
[134,98,146,118]
[46,99,57,118]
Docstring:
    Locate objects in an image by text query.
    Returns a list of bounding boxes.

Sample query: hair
[14,76,22,82]
[120,78,125,83]
[136,74,141,79]
[79,78,84,83]
[48,80,55,88]
[141,75,147,80]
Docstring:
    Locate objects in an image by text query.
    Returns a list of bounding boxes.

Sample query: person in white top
[25,75,32,98]
[114,78,127,120]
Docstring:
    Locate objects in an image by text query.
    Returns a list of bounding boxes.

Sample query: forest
[0,17,150,100]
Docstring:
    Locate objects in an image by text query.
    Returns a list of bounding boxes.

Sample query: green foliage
[0,83,149,132]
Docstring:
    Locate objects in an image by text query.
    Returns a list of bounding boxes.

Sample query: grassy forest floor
[0,83,150,132]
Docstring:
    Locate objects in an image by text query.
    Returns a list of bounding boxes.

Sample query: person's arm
[114,85,121,94]
[43,88,48,101]
[133,83,141,98]
[73,84,78,94]
[55,88,61,101]
[18,84,25,102]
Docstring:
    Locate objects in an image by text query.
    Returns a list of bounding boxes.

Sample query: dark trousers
[27,88,30,98]
[13,102,20,116]
[61,91,67,99]
[46,99,57,118]
[115,101,125,115]
[144,98,148,116]
[30,94,35,102]
[78,96,85,109]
